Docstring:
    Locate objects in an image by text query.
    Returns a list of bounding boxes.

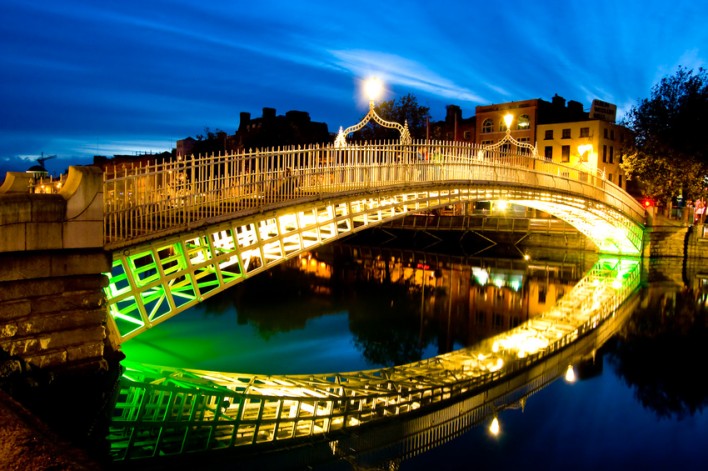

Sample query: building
[469,95,629,189]
[176,108,331,157]
[537,99,630,189]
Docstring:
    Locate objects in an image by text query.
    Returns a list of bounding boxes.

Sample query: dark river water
[120,237,708,470]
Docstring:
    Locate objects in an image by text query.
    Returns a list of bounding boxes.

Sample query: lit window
[482,119,493,133]
[518,115,530,130]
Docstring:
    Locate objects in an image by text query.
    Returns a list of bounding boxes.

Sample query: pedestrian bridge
[102,140,646,342]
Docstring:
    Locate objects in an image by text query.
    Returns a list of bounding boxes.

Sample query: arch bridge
[103,140,646,342]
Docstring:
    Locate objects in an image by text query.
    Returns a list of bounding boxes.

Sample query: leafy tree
[353,93,431,141]
[620,67,708,207]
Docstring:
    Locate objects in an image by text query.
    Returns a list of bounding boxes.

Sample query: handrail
[102,139,645,247]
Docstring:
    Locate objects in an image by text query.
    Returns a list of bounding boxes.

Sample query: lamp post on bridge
[480,113,539,157]
[334,77,412,147]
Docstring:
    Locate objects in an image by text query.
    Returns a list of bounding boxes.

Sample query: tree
[620,67,708,207]
[353,93,431,141]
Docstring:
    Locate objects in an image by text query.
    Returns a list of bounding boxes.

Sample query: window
[482,119,493,133]
[609,147,614,164]
[580,127,590,137]
[602,145,607,163]
[538,286,547,304]
[603,128,608,139]
[562,128,571,139]
[544,146,553,160]
[481,140,493,146]
[610,129,615,140]
[619,175,623,188]
[608,173,613,183]
[561,145,570,162]
[463,131,471,140]
[544,130,553,140]
[518,114,530,130]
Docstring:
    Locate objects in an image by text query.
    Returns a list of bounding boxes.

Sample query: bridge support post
[0,166,122,458]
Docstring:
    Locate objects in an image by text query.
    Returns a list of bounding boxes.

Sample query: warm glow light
[364,77,384,102]
[496,200,509,211]
[503,114,513,130]
[578,144,593,155]
[489,417,500,436]
[565,365,576,382]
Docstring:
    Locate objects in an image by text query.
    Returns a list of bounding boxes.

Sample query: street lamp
[334,77,412,147]
[503,113,514,131]
[364,77,384,103]
[481,112,538,156]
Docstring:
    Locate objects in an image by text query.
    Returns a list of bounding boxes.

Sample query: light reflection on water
[119,246,708,470]
[121,247,587,374]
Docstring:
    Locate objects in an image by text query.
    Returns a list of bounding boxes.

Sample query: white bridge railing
[103,140,645,248]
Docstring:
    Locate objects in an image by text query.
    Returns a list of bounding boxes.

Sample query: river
[119,238,708,470]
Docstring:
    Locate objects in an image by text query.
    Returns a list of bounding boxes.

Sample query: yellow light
[364,77,384,102]
[496,200,509,211]
[578,144,593,155]
[489,417,500,436]
[565,365,576,382]
[503,114,513,130]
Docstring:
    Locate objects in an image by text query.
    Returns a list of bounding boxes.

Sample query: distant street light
[334,76,412,147]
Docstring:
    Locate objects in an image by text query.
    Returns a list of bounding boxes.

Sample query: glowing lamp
[364,77,384,102]
[503,114,513,131]
[489,417,500,436]
[565,365,576,382]
[578,144,593,155]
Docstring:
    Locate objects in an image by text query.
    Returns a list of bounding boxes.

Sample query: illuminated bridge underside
[108,257,641,462]
[106,184,643,342]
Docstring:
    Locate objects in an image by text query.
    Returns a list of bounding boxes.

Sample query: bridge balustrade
[103,140,644,248]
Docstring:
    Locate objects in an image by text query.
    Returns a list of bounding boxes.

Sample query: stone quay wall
[0,167,121,379]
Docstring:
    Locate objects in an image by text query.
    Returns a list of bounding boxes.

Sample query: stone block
[0,223,26,252]
[66,342,105,363]
[3,338,40,356]
[20,309,105,334]
[25,222,64,251]
[63,220,104,249]
[25,349,68,369]
[31,292,106,315]
[0,299,31,319]
[48,252,111,277]
[44,326,105,350]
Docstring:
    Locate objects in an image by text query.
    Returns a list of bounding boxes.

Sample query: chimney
[238,112,251,131]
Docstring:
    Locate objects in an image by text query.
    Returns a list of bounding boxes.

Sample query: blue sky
[1,0,706,176]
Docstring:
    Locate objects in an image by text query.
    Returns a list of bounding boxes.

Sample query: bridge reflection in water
[108,254,640,465]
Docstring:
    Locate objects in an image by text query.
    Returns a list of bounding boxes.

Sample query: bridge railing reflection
[103,140,643,247]
[107,256,640,462]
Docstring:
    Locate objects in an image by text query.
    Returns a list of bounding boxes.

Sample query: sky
[1,0,706,177]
